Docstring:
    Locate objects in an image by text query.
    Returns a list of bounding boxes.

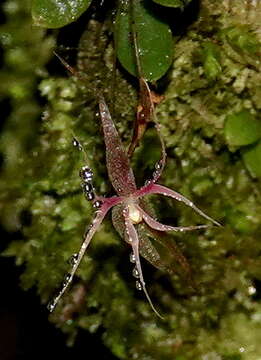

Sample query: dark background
[0,2,115,358]
[0,230,115,359]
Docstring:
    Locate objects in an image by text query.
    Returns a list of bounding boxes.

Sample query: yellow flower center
[128,203,142,224]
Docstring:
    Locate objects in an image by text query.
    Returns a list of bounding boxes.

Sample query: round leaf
[114,0,173,81]
[224,110,261,146]
[152,0,191,9]
[32,0,92,28]
[242,141,261,178]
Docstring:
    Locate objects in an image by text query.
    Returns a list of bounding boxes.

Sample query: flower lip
[127,202,143,224]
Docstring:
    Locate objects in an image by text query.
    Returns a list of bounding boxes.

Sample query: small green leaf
[202,42,222,80]
[114,0,173,81]
[32,0,92,28]
[224,110,261,147]
[222,26,260,56]
[152,0,191,9]
[242,141,261,178]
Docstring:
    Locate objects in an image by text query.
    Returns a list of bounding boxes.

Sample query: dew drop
[129,253,136,263]
[153,170,160,178]
[72,138,82,151]
[79,166,93,182]
[86,191,95,201]
[155,161,162,170]
[132,267,139,279]
[136,281,142,291]
[68,253,78,266]
[63,273,71,287]
[47,300,56,313]
[144,179,152,186]
[248,286,256,295]
[84,174,93,182]
[93,200,102,209]
[83,183,93,193]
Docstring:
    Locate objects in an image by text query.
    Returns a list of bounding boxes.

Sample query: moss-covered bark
[0,0,261,359]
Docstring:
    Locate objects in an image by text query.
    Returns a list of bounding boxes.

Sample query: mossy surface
[0,0,261,359]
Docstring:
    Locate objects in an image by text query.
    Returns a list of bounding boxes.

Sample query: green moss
[0,0,261,359]
[224,110,261,147]
[201,42,222,80]
[242,141,261,178]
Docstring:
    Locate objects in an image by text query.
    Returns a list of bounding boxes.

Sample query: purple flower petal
[48,196,122,311]
[99,98,137,196]
[137,205,210,232]
[123,206,164,319]
[135,183,221,227]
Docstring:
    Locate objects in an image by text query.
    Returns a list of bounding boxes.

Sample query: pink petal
[99,98,137,196]
[137,205,209,232]
[48,196,122,312]
[123,206,164,319]
[137,223,175,275]
[135,183,221,227]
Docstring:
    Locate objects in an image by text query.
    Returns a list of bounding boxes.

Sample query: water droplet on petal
[129,253,136,263]
[63,273,71,287]
[72,138,82,151]
[86,191,95,201]
[136,281,142,291]
[47,300,56,313]
[83,183,93,193]
[144,179,152,186]
[68,253,78,266]
[155,161,162,170]
[93,200,102,209]
[153,170,160,179]
[132,267,139,279]
[79,166,93,182]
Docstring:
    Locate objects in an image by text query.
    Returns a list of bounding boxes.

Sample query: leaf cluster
[31,0,193,81]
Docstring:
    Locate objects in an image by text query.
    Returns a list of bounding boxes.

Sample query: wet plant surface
[0,0,261,359]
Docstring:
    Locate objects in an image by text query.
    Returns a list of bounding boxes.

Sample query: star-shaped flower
[48,82,220,318]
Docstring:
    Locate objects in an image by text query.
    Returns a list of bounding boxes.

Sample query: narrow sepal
[99,98,137,196]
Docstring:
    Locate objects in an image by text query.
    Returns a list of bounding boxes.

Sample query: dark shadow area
[46,0,116,77]
[143,0,200,36]
[0,228,116,360]
[252,278,261,301]
[0,98,12,132]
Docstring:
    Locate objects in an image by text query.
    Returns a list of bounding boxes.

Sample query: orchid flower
[47,82,220,319]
